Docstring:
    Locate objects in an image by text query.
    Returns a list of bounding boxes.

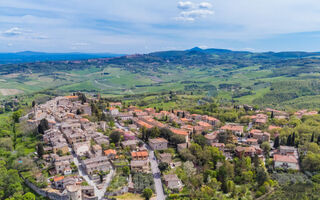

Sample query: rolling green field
[1,48,320,109]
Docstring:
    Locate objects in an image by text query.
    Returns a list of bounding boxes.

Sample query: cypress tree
[274,136,280,148]
[271,111,274,119]
[317,135,320,145]
[287,135,292,146]
[291,132,295,146]
[37,143,44,158]
[311,132,315,142]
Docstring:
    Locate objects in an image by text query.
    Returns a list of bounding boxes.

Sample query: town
[19,94,319,200]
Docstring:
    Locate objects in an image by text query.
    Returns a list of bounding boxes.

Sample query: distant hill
[0,51,124,64]
[1,47,320,109]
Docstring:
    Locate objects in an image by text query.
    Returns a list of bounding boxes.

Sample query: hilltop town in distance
[3,92,317,200]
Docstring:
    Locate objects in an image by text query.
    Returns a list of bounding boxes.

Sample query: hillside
[1,47,320,109]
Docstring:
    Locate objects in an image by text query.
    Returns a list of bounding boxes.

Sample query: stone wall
[23,178,69,200]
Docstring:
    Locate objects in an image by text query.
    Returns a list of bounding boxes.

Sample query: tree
[261,142,271,155]
[37,143,44,158]
[110,131,121,145]
[158,162,169,172]
[317,135,320,145]
[122,166,130,176]
[291,132,295,146]
[194,134,207,147]
[32,101,36,107]
[143,188,153,200]
[287,134,292,146]
[256,167,269,186]
[22,192,35,200]
[271,111,274,119]
[274,136,280,148]
[311,132,315,143]
[12,110,22,123]
[170,134,186,145]
[37,118,49,134]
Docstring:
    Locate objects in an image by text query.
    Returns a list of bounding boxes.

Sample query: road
[70,147,115,200]
[146,145,165,200]
[116,120,165,200]
[115,122,129,131]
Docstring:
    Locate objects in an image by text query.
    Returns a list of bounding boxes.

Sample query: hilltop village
[20,94,319,200]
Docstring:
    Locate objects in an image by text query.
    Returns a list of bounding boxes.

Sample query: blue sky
[1,0,320,53]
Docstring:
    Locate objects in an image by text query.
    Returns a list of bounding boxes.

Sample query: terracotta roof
[53,176,64,182]
[221,124,244,132]
[131,151,149,158]
[197,121,212,127]
[64,96,78,99]
[104,149,116,156]
[268,125,281,130]
[274,154,298,163]
[80,118,89,122]
[136,120,153,129]
[170,128,188,136]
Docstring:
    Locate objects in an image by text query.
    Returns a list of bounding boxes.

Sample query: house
[250,130,270,142]
[211,143,225,151]
[274,154,299,170]
[252,114,268,125]
[53,143,69,155]
[130,160,150,173]
[93,136,109,146]
[55,161,71,175]
[148,138,168,150]
[159,153,172,164]
[177,143,188,153]
[81,185,96,199]
[109,107,119,116]
[134,119,153,129]
[246,138,258,145]
[294,109,318,118]
[121,140,139,150]
[109,102,122,108]
[235,146,262,158]
[92,144,102,156]
[82,157,111,175]
[104,149,117,159]
[54,176,76,190]
[220,124,244,135]
[279,146,296,156]
[73,142,90,156]
[202,115,220,126]
[131,151,149,160]
[197,121,213,131]
[205,132,219,145]
[170,128,189,143]
[163,174,183,190]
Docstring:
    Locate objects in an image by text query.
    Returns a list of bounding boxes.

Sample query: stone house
[163,174,183,190]
[148,138,168,150]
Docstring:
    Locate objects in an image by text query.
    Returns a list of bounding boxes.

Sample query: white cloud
[176,1,214,22]
[177,1,195,10]
[199,2,213,9]
[2,27,23,37]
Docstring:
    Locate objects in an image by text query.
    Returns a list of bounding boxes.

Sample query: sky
[1,0,320,53]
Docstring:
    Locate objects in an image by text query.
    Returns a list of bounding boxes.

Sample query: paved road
[146,146,165,200]
[70,147,115,200]
[116,121,165,200]
[115,122,129,131]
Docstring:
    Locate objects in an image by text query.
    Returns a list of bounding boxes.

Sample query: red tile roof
[274,154,298,163]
